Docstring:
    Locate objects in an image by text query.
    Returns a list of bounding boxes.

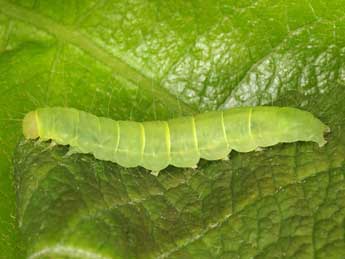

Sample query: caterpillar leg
[40,140,57,151]
[222,152,231,161]
[255,147,264,152]
[33,138,44,146]
[66,146,82,157]
[33,140,41,147]
[150,170,160,177]
[49,141,57,148]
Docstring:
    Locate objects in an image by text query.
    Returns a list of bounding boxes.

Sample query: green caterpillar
[22,107,330,173]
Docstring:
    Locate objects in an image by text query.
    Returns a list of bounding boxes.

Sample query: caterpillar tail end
[318,125,331,147]
[23,111,39,139]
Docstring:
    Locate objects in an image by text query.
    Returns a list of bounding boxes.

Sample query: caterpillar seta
[23,107,330,173]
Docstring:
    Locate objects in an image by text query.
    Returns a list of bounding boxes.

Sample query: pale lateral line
[220,111,229,148]
[248,107,255,146]
[140,122,145,163]
[165,121,171,162]
[0,0,195,113]
[28,245,112,259]
[191,116,199,155]
[114,121,120,155]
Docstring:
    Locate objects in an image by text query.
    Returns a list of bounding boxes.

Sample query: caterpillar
[22,107,330,173]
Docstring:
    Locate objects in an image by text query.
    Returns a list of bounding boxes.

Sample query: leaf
[14,136,345,258]
[1,0,345,258]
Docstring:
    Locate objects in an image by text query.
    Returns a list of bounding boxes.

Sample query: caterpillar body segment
[23,107,329,172]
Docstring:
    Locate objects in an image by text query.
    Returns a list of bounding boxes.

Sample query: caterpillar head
[23,111,39,139]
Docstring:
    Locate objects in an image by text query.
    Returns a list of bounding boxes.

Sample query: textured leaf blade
[14,131,345,258]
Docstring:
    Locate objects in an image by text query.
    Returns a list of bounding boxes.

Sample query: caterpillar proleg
[23,107,330,172]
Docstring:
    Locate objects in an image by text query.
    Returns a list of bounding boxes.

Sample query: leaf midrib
[0,0,195,114]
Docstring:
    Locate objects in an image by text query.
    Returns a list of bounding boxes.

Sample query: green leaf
[1,0,345,258]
